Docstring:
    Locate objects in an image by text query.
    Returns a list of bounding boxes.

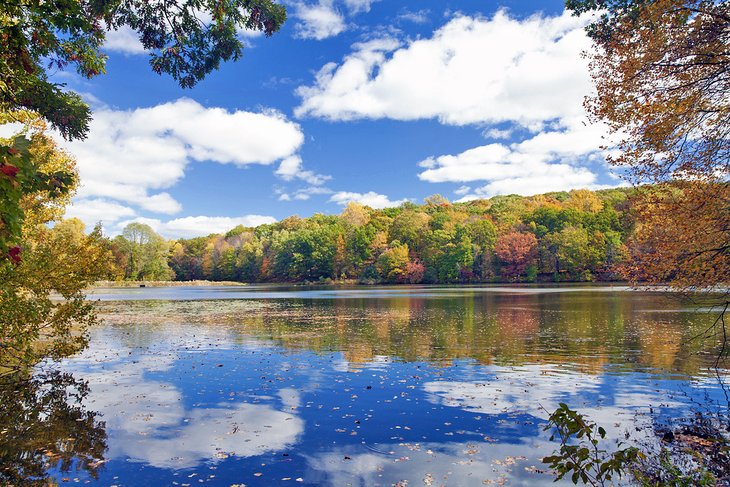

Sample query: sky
[12,0,626,239]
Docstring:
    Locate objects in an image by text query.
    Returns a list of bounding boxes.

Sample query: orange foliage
[494,232,538,280]
[585,0,729,294]
[624,182,730,292]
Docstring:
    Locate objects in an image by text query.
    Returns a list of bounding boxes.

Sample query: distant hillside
[109,188,639,284]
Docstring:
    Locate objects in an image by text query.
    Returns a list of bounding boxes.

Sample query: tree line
[105,188,640,284]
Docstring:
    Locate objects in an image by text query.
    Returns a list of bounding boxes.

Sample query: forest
[105,188,638,284]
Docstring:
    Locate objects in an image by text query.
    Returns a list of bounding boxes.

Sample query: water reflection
[95,288,724,375]
[0,371,107,485]
[13,287,728,485]
[62,329,305,469]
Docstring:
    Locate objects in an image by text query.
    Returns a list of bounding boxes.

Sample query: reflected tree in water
[0,371,106,485]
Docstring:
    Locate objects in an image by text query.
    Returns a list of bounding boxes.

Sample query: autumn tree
[494,232,538,281]
[0,0,286,260]
[377,242,410,282]
[341,202,370,228]
[0,121,112,373]
[151,189,639,286]
[565,0,730,317]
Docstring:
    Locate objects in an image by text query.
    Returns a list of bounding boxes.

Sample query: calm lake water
[4,285,729,486]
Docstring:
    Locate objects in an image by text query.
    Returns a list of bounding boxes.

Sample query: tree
[569,0,729,183]
[0,122,112,373]
[0,115,76,260]
[1,0,286,139]
[494,232,538,281]
[567,0,730,297]
[0,0,286,260]
[624,182,730,291]
[341,202,370,227]
[389,210,430,255]
[377,241,410,282]
[1,220,112,373]
[565,189,603,214]
[0,371,107,484]
[544,226,604,281]
[118,223,173,280]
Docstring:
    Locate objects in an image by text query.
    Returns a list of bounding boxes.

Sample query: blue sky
[25,0,625,238]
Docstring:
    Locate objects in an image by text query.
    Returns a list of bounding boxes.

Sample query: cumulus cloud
[329,191,408,209]
[295,10,593,126]
[64,199,137,229]
[104,26,146,54]
[293,0,347,40]
[116,215,277,239]
[58,98,303,216]
[275,155,331,185]
[418,119,613,198]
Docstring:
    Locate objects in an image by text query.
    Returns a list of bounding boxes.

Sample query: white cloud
[64,198,137,229]
[453,185,471,196]
[419,118,617,198]
[482,127,513,140]
[0,122,24,139]
[343,0,378,14]
[398,8,430,24]
[275,155,331,185]
[293,0,347,40]
[116,215,277,239]
[279,185,334,202]
[329,191,408,209]
[104,26,146,54]
[58,98,304,215]
[295,10,593,126]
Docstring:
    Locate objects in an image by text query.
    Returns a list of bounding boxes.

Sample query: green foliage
[1,0,286,139]
[0,135,74,258]
[116,223,174,281]
[0,222,113,374]
[123,188,639,285]
[542,403,643,486]
[377,241,410,282]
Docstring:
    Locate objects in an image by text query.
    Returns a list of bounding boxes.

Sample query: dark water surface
[5,286,729,486]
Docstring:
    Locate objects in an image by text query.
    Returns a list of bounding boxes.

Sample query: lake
[3,285,728,486]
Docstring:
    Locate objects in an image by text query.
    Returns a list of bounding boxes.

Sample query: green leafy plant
[542,403,643,486]
[0,134,75,261]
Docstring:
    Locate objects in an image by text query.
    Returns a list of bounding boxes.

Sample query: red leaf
[1,164,19,178]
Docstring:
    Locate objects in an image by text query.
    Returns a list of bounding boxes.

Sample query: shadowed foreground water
[3,286,728,486]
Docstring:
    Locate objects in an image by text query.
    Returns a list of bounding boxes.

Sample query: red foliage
[494,232,537,280]
[1,164,19,178]
[7,245,22,264]
[404,260,425,284]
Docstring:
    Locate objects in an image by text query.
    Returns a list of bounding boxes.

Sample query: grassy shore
[93,280,248,288]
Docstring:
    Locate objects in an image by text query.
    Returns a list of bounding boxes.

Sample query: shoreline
[93,280,249,288]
